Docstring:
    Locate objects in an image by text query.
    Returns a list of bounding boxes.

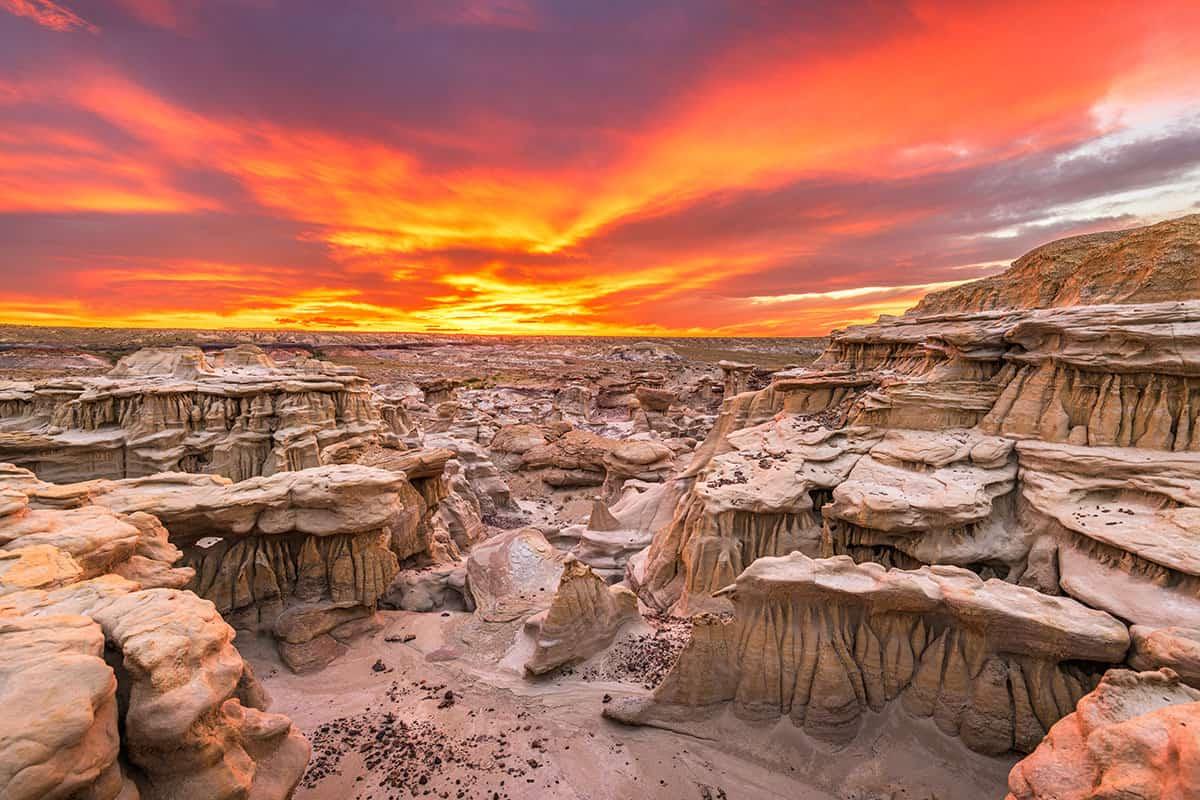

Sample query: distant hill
[910,213,1200,315]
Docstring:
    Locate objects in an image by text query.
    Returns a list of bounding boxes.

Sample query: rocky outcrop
[466,527,566,623]
[11,463,424,671]
[0,465,193,593]
[0,481,308,800]
[516,428,675,499]
[637,417,879,613]
[913,214,1200,315]
[0,614,126,800]
[0,345,403,483]
[1128,627,1200,687]
[610,554,1129,756]
[822,428,1022,578]
[1016,440,1200,627]
[523,558,640,675]
[1006,668,1200,800]
[557,480,684,583]
[635,297,1200,620]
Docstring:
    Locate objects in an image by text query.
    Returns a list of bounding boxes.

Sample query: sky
[1,0,1199,336]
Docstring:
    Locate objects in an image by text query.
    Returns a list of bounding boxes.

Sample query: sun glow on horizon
[1,0,1199,335]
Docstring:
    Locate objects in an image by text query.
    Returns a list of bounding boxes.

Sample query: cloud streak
[0,0,1198,334]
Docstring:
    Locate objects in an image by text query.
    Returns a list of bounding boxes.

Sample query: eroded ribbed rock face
[5,462,444,672]
[0,344,405,483]
[638,417,877,614]
[1006,668,1200,800]
[610,554,1129,756]
[0,475,308,800]
[636,301,1200,631]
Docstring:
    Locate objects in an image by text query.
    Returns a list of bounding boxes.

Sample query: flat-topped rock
[0,345,403,483]
[727,554,1129,662]
[612,554,1128,757]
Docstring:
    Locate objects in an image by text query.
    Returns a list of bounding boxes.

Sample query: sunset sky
[2,1,1199,335]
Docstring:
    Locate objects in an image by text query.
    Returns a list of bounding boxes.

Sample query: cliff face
[911,214,1200,315]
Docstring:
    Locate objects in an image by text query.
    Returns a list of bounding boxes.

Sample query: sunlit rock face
[609,553,1129,757]
[1006,668,1200,800]
[0,468,307,800]
[0,344,406,483]
[635,301,1200,620]
[912,213,1200,315]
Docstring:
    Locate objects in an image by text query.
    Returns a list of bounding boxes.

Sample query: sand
[244,609,1014,800]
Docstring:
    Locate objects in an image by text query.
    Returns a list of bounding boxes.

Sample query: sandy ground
[245,610,1015,800]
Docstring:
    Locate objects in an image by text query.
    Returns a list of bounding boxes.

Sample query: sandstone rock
[0,345,403,483]
[523,558,641,675]
[914,213,1200,315]
[1017,440,1200,627]
[7,464,417,670]
[1129,626,1200,687]
[1006,668,1200,800]
[611,554,1129,756]
[0,613,127,800]
[0,575,309,800]
[637,417,879,614]
[381,563,474,612]
[466,527,565,622]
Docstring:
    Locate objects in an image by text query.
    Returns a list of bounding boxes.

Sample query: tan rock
[466,527,565,623]
[523,558,641,675]
[612,554,1128,756]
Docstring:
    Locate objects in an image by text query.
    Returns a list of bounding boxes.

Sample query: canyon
[1,213,1199,799]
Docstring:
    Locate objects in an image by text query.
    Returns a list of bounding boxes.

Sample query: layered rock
[610,554,1129,756]
[637,416,879,613]
[556,480,684,583]
[618,215,1200,786]
[636,303,1200,618]
[1016,439,1200,627]
[822,428,1023,577]
[12,463,423,671]
[516,428,675,499]
[0,482,308,800]
[1006,668,1200,800]
[0,345,403,483]
[913,213,1200,315]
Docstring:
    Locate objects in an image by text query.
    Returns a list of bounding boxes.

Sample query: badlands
[1,213,1199,800]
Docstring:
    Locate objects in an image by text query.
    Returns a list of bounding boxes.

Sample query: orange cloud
[0,0,1198,335]
[0,0,94,32]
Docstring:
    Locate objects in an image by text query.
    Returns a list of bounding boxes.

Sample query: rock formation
[0,468,308,799]
[523,557,640,675]
[0,345,404,483]
[1006,668,1200,800]
[610,553,1129,756]
[913,213,1199,314]
[620,216,1200,774]
[466,527,566,623]
[6,461,461,672]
